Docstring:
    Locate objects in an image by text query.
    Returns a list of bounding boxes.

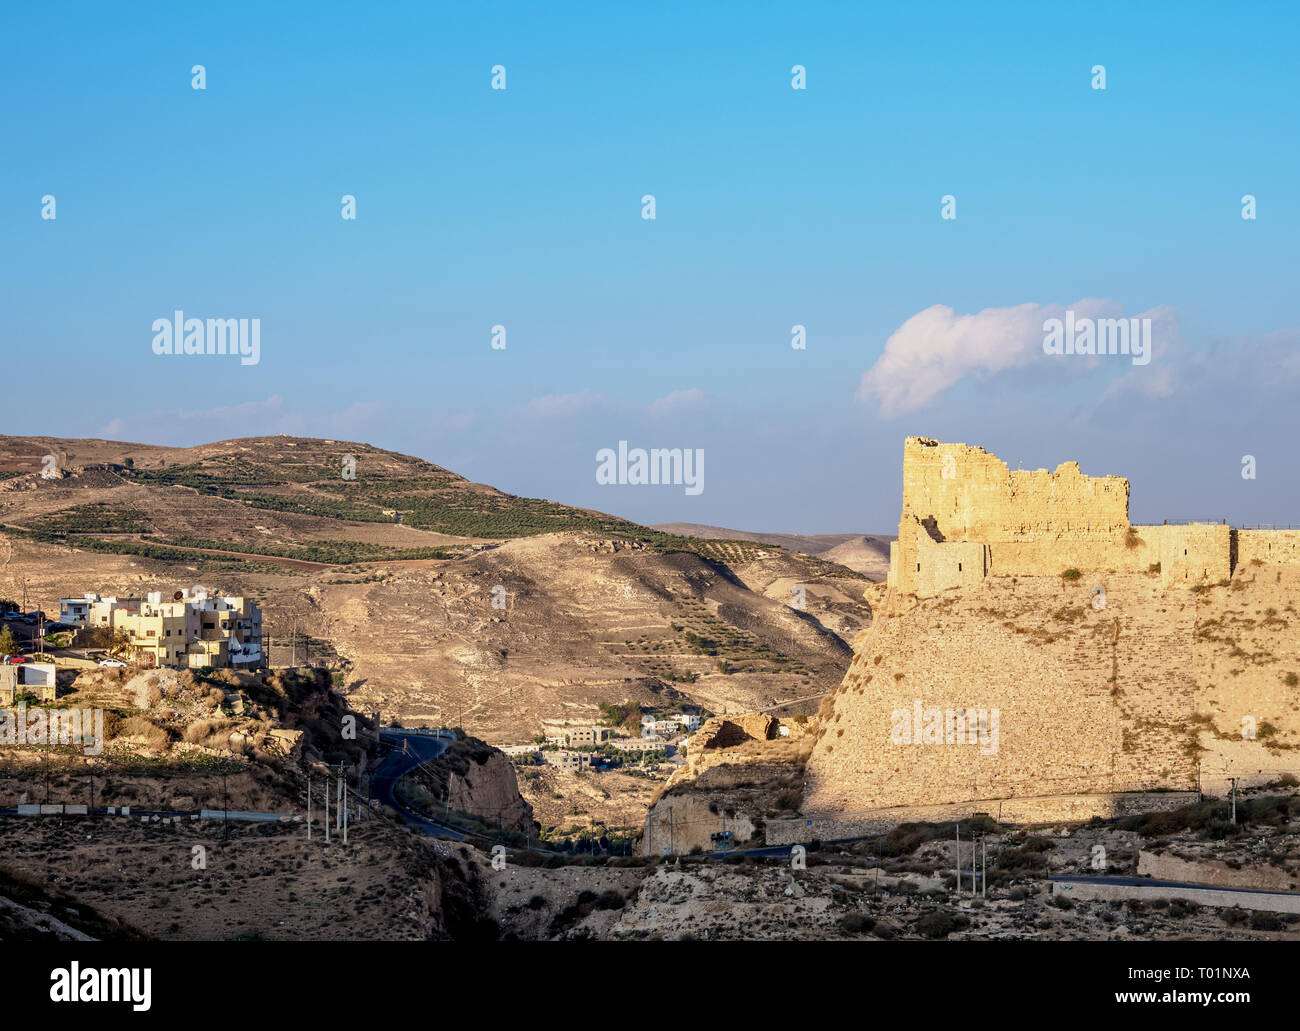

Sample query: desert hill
[654,522,894,579]
[0,435,874,752]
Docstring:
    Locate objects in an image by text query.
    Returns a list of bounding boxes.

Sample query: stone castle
[888,436,1298,596]
[798,438,1300,836]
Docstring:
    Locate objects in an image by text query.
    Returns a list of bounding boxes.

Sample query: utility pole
[307,773,312,841]
[981,837,987,898]
[1229,777,1238,824]
[955,823,961,894]
[324,771,330,843]
[336,764,344,833]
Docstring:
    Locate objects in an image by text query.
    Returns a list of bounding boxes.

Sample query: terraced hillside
[0,435,875,754]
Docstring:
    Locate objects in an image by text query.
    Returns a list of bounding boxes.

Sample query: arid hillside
[0,435,874,743]
[654,522,893,579]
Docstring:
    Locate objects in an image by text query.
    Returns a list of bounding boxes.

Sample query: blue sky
[2,1,1297,532]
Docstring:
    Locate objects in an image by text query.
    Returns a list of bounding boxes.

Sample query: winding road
[370,729,467,840]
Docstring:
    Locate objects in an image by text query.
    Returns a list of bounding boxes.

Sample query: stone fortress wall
[886,437,1279,597]
[803,438,1300,830]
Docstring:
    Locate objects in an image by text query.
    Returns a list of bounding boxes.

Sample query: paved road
[370,730,466,840]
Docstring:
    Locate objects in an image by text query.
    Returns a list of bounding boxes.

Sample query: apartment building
[544,749,593,771]
[84,588,263,670]
[543,725,611,748]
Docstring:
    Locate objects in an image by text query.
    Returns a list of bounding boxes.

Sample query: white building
[58,593,101,626]
[642,712,700,737]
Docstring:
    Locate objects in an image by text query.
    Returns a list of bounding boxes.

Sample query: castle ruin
[888,437,1298,597]
[796,438,1300,837]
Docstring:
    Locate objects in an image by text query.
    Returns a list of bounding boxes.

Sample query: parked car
[97,658,127,668]
[6,654,28,664]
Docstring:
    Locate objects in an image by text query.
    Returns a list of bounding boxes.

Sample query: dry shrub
[183,718,224,744]
[118,716,170,750]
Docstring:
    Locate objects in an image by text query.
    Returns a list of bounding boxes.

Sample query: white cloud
[520,390,609,418]
[857,299,1116,415]
[649,388,709,414]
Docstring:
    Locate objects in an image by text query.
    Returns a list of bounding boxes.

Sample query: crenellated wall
[889,438,1236,596]
[901,437,1130,543]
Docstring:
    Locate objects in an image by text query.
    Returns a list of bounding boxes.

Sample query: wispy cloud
[649,388,709,414]
[519,390,610,418]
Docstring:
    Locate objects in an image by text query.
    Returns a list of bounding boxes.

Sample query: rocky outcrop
[445,749,533,834]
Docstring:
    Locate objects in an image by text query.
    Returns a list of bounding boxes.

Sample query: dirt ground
[0,811,449,940]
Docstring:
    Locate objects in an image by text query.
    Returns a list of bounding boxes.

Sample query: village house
[642,715,694,738]
[0,662,57,705]
[542,724,611,747]
[544,749,592,771]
